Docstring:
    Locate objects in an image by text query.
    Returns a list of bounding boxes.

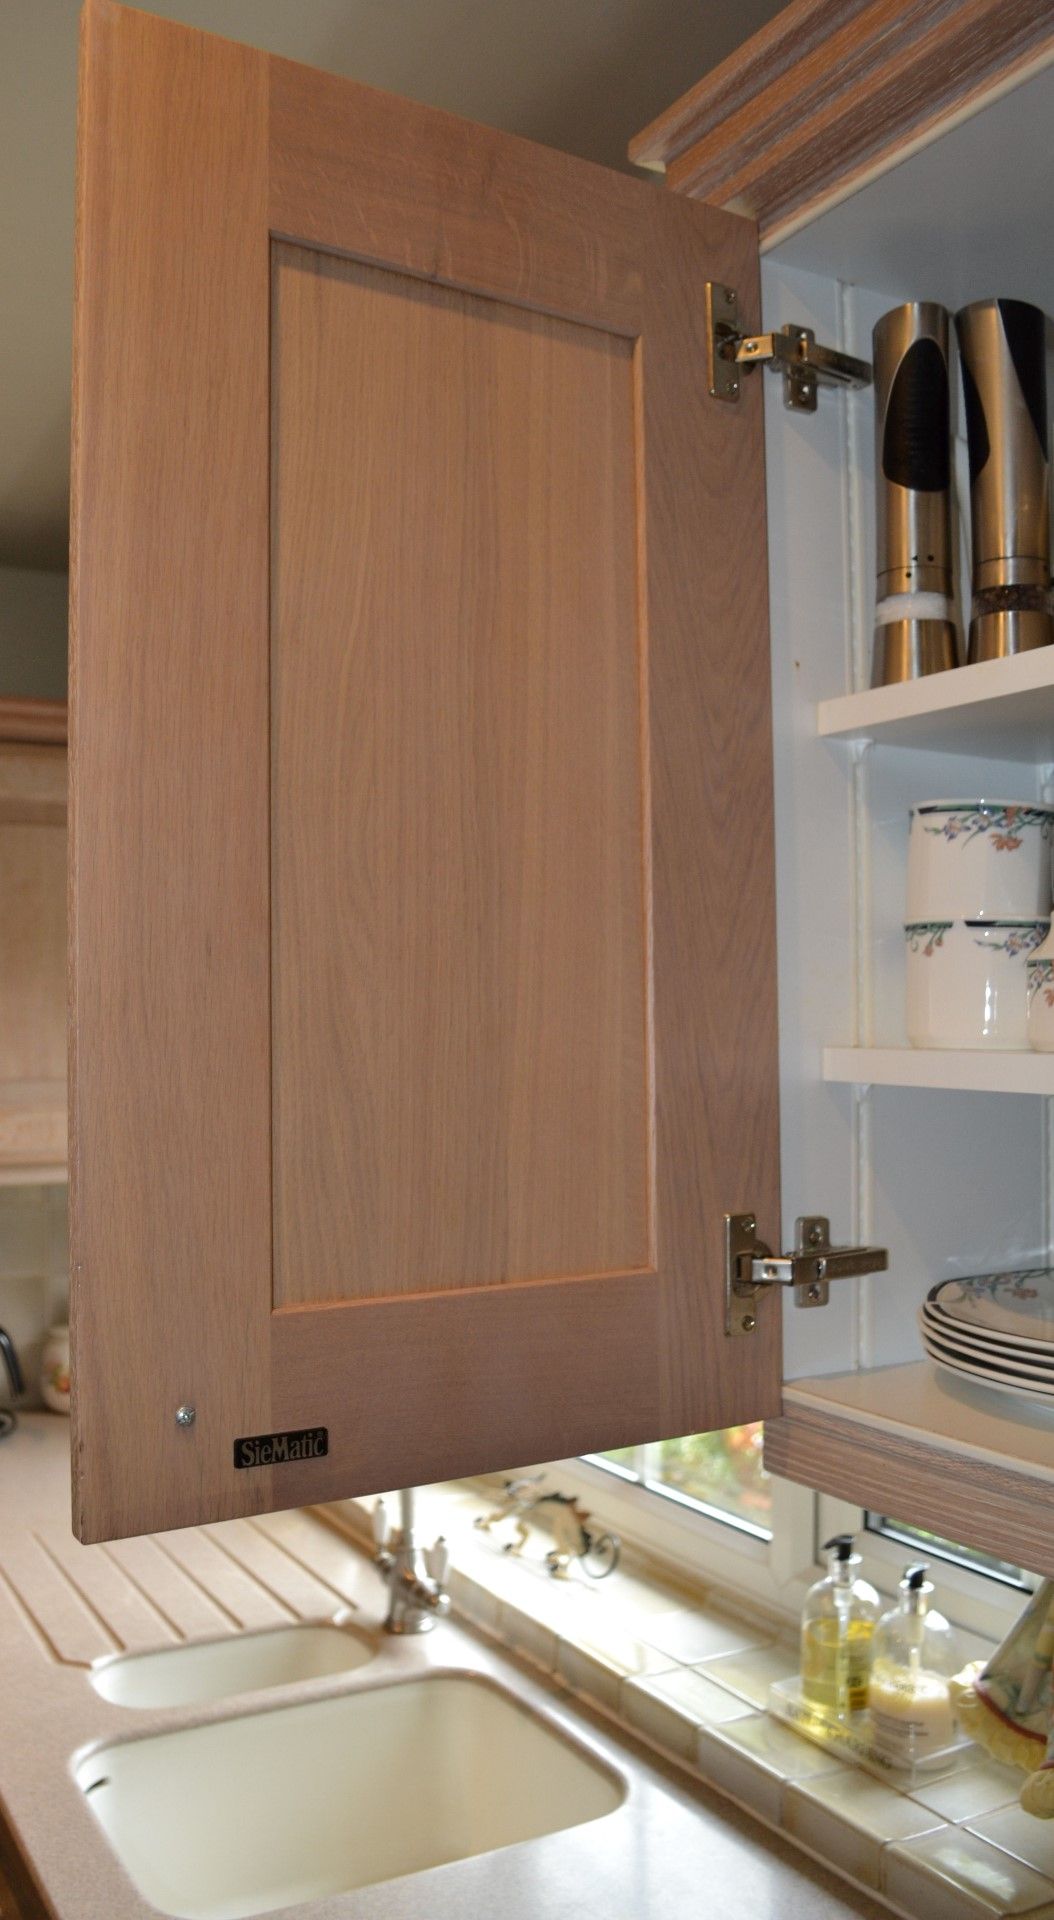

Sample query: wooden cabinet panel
[70,1,781,1541]
[271,247,649,1306]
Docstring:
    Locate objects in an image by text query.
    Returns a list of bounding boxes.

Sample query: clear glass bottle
[868,1562,960,1768]
[800,1534,880,1718]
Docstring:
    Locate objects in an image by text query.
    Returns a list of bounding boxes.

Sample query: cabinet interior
[760,56,1054,1559]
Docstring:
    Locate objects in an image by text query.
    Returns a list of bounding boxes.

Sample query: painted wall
[0,565,67,699]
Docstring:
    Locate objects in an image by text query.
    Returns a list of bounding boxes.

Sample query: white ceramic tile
[642,1603,771,1664]
[694,1713,842,1826]
[783,1769,941,1890]
[621,1669,753,1760]
[446,1570,500,1633]
[885,1826,1054,1918]
[556,1640,623,1713]
[909,1758,1024,1822]
[707,1710,847,1783]
[696,1639,799,1707]
[970,1804,1054,1882]
[497,1599,558,1674]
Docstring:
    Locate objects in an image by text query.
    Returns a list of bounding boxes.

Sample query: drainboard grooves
[36,1526,179,1652]
[202,1521,339,1620]
[0,1536,116,1665]
[151,1529,295,1630]
[106,1534,237,1641]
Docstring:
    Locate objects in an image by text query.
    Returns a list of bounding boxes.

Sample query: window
[819,1493,1037,1643]
[866,1514,1032,1591]
[589,1425,771,1538]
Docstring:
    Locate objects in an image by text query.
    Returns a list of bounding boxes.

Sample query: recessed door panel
[271,247,650,1306]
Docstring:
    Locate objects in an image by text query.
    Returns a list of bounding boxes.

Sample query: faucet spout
[372,1488,450,1634]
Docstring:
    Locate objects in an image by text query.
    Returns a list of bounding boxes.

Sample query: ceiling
[0,0,784,571]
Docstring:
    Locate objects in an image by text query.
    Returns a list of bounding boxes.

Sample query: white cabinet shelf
[823,1046,1054,1096]
[765,1363,1054,1574]
[817,649,1054,763]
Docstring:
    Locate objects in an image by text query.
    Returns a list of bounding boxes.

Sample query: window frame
[817,1492,1036,1647]
[535,1453,1032,1652]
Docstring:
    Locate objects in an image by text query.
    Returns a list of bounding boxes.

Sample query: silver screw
[175,1405,196,1429]
[807,1223,824,1247]
[806,1284,823,1304]
[727,288,737,304]
[741,1314,756,1333]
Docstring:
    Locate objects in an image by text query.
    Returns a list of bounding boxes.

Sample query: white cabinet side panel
[767,267,1048,1383]
[763,261,858,1379]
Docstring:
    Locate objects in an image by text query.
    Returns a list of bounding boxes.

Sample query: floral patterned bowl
[905,917,1049,1049]
[907,800,1054,922]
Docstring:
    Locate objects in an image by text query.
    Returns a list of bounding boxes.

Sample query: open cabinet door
[69,0,780,1542]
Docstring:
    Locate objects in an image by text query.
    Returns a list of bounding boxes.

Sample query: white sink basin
[77,1671,624,1918]
[90,1623,375,1709]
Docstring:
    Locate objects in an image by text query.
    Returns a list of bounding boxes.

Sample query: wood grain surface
[271,246,649,1306]
[765,1404,1054,1577]
[71,3,781,1539]
[630,0,1054,240]
[70,0,276,1539]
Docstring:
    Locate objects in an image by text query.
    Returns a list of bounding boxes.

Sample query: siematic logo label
[233,1426,329,1470]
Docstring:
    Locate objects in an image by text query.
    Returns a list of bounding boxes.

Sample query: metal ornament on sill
[474,1476,621,1580]
[725,1214,888,1338]
[705,282,872,413]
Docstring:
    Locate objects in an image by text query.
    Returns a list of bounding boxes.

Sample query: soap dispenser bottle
[868,1562,960,1768]
[800,1534,880,1718]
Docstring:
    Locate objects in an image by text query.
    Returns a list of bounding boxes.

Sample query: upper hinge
[706,282,872,413]
[725,1213,888,1337]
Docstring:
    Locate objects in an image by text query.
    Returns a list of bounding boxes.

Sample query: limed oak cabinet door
[69,0,780,1542]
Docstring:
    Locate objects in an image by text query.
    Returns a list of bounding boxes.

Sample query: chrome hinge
[706,283,872,413]
[725,1213,888,1337]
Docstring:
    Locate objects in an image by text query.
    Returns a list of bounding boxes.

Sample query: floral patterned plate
[927,1270,1054,1346]
[921,1301,1054,1365]
[920,1307,1054,1375]
[920,1324,1054,1404]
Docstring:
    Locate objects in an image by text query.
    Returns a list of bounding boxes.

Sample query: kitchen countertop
[0,1417,891,1920]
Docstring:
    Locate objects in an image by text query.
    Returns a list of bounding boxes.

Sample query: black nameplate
[233,1426,329,1469]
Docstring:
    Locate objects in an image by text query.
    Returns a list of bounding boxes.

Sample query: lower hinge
[725,1213,888,1337]
[706,282,872,413]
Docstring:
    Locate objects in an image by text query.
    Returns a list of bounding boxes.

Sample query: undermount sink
[90,1622,375,1709]
[77,1670,625,1919]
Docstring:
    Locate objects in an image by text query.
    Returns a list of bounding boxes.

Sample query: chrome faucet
[372,1489,450,1633]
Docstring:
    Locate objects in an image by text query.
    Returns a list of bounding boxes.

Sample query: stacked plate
[920,1270,1054,1402]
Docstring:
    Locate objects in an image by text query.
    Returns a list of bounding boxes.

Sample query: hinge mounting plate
[707,283,873,413]
[725,1213,888,1337]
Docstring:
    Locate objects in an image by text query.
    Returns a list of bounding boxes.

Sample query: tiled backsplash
[325,1484,1054,1920]
[0,1186,69,1409]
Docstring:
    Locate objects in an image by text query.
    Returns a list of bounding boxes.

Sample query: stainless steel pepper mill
[871,303,960,686]
[955,298,1052,661]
